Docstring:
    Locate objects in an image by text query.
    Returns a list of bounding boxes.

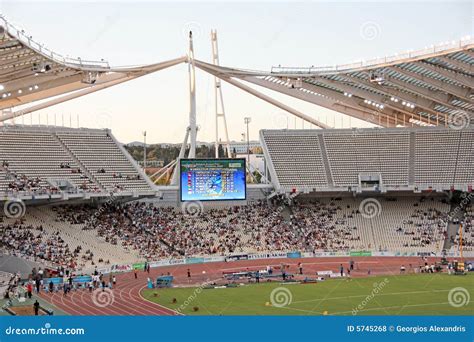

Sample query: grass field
[142,274,474,315]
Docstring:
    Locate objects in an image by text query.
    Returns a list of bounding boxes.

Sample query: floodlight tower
[187,31,197,159]
[211,29,231,158]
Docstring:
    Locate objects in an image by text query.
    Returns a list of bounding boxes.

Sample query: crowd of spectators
[48,197,455,261]
[0,221,78,267]
[451,202,474,251]
[1,197,468,268]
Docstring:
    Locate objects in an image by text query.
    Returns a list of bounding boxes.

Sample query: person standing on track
[27,282,33,299]
[35,278,41,294]
[33,300,40,316]
[134,268,138,279]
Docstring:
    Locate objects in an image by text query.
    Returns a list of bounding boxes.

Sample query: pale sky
[2,1,472,143]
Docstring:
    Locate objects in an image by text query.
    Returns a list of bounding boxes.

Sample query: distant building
[138,160,164,167]
[228,140,261,154]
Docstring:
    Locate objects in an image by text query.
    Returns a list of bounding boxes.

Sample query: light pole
[143,131,147,171]
[244,117,251,167]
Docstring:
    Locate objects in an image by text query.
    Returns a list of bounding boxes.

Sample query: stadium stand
[0,125,155,198]
[261,131,328,190]
[323,130,410,187]
[0,196,454,271]
[57,130,152,193]
[449,201,474,252]
[0,124,470,273]
[415,130,474,186]
[0,206,141,270]
[261,126,474,193]
[0,128,91,195]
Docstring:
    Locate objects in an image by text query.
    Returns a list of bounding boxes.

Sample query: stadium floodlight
[244,117,251,167]
[0,84,4,91]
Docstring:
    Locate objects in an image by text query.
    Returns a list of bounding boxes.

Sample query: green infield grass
[142,273,473,315]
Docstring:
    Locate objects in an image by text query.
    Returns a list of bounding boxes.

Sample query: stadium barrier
[88,250,474,275]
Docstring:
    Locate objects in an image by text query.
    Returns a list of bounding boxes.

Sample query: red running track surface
[39,256,443,316]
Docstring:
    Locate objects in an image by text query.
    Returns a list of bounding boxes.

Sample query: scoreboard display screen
[180,159,246,202]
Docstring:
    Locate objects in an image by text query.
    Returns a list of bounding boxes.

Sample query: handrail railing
[0,15,110,70]
[271,37,473,74]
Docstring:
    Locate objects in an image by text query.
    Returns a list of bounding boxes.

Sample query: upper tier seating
[57,131,151,192]
[323,130,410,187]
[0,126,154,196]
[0,129,94,195]
[261,127,474,191]
[262,131,327,189]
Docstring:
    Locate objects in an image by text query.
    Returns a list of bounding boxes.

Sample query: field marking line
[331,301,469,315]
[291,289,450,304]
[276,301,469,316]
[138,285,184,316]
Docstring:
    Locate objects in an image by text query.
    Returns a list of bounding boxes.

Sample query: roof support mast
[211,30,231,158]
[187,31,198,159]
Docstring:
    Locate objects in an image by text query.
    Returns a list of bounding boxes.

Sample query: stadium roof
[0,16,186,121]
[195,38,473,128]
[1,14,472,129]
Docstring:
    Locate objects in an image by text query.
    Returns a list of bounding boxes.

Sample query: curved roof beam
[0,16,187,114]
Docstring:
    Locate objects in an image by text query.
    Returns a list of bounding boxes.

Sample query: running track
[39,256,444,315]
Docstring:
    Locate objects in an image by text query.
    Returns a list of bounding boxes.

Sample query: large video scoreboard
[180,159,246,202]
